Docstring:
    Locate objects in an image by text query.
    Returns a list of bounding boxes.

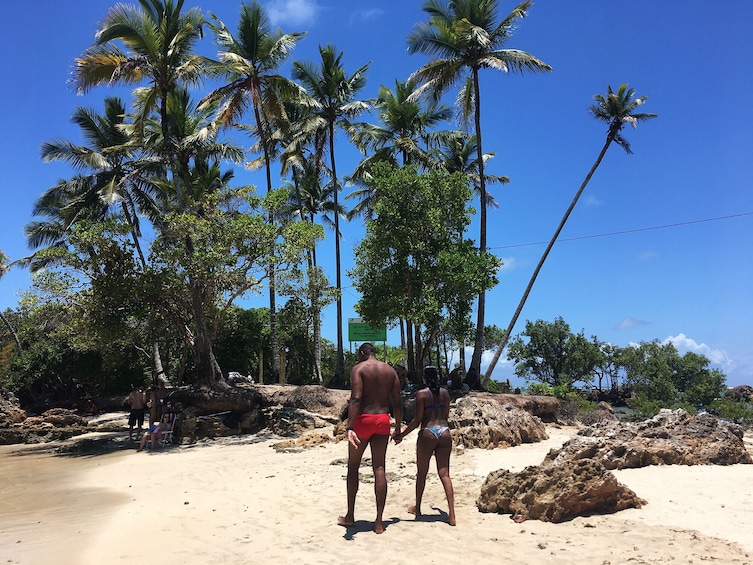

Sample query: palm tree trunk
[470,67,487,374]
[483,136,615,382]
[330,124,345,386]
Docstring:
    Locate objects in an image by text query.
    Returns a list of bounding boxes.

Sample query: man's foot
[374,520,384,534]
[448,515,456,526]
[337,515,354,527]
[136,448,142,452]
[407,505,421,517]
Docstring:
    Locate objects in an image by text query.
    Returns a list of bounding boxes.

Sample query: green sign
[348,317,387,342]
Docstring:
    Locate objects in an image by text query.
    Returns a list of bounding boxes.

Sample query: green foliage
[621,340,726,415]
[710,397,753,424]
[349,164,500,365]
[507,317,600,388]
[527,382,553,396]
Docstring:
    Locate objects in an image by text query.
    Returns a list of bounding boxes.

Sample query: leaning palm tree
[484,84,657,380]
[292,44,370,386]
[408,0,551,375]
[199,2,305,382]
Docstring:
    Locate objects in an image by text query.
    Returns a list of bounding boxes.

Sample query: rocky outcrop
[0,386,26,427]
[548,409,752,468]
[726,385,753,403]
[578,401,619,426]
[0,408,90,445]
[258,385,349,419]
[450,396,549,449]
[477,458,646,523]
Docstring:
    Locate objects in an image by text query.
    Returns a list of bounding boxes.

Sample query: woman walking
[394,366,456,526]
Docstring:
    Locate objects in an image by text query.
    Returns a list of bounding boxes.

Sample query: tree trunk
[330,124,346,387]
[0,310,22,354]
[470,66,486,374]
[483,136,615,383]
[189,275,225,390]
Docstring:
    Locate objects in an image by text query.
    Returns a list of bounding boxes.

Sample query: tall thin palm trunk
[484,135,615,381]
[470,66,487,374]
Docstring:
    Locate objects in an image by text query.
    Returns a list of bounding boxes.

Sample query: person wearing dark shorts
[338,343,402,534]
[125,386,147,440]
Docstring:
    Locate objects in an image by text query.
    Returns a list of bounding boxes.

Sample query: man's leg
[338,437,369,527]
[369,434,389,534]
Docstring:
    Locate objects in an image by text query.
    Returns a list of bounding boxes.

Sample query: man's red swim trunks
[352,413,390,440]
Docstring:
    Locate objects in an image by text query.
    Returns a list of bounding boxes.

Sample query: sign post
[348,317,387,343]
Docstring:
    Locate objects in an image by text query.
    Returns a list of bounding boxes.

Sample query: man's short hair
[359,342,375,356]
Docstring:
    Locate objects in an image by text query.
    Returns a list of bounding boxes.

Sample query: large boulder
[255,384,349,419]
[450,396,549,449]
[264,406,339,437]
[476,458,646,523]
[547,409,752,469]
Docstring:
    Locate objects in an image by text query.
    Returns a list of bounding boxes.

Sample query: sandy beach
[2,422,752,564]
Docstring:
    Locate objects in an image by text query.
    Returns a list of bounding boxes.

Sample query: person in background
[125,385,147,441]
[137,411,173,452]
[394,366,456,526]
[464,367,486,391]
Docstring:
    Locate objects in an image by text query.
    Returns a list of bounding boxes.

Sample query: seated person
[137,412,173,452]
[447,365,464,390]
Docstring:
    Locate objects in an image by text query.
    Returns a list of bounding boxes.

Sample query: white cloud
[349,8,384,25]
[616,317,648,330]
[498,256,516,272]
[583,194,602,207]
[266,0,320,27]
[662,333,731,368]
[638,249,658,260]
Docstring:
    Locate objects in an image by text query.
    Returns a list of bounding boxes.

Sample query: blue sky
[0,1,751,387]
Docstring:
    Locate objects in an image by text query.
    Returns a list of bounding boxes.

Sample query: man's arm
[390,373,402,437]
[346,368,363,447]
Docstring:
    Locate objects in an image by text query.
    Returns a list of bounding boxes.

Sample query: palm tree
[431,132,508,210]
[72,0,207,168]
[199,2,305,383]
[36,97,158,269]
[292,44,370,386]
[0,250,22,354]
[408,0,551,374]
[484,84,657,380]
[346,78,456,222]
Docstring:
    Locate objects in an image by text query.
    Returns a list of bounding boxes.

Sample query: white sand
[2,423,752,564]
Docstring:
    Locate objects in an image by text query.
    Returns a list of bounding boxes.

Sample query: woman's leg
[435,431,456,525]
[409,430,436,516]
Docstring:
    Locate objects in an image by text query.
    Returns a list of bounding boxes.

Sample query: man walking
[338,342,402,534]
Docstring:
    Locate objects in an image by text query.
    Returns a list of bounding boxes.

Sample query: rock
[264,406,338,437]
[578,401,619,426]
[271,431,334,452]
[726,385,753,403]
[477,458,646,523]
[260,385,349,419]
[0,386,25,426]
[547,409,752,469]
[450,396,549,449]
